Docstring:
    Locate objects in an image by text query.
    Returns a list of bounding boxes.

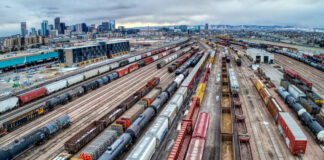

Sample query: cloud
[0,0,324,36]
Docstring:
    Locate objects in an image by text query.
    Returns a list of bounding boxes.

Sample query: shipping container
[277,112,307,154]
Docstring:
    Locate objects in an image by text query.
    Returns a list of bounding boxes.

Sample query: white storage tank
[45,79,68,94]
[0,97,19,113]
[174,75,184,88]
[126,135,156,160]
[66,74,84,86]
[84,69,99,79]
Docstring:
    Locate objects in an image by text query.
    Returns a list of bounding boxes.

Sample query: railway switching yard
[1,36,324,160]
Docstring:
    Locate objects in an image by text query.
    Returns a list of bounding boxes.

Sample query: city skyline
[1,0,324,36]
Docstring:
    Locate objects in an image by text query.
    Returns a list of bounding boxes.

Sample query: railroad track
[0,45,192,134]
[274,54,324,94]
[1,50,189,160]
[230,49,285,160]
[0,40,186,102]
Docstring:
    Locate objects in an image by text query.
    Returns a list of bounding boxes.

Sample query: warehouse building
[58,41,130,67]
[246,48,274,64]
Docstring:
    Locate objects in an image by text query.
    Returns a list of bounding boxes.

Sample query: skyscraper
[55,17,60,31]
[31,28,37,36]
[41,20,48,36]
[205,23,208,30]
[102,22,109,31]
[48,24,54,30]
[21,22,27,37]
[60,23,66,34]
[109,19,115,31]
[81,23,88,33]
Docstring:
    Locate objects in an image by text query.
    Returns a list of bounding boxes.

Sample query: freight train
[0,41,191,114]
[167,49,198,73]
[0,43,194,137]
[98,50,210,160]
[277,86,324,144]
[98,70,189,160]
[168,51,211,160]
[64,77,160,155]
[254,79,308,154]
[0,115,70,160]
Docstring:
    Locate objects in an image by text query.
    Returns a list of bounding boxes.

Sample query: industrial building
[246,48,274,64]
[58,40,130,67]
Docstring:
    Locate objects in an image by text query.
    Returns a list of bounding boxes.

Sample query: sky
[0,0,324,36]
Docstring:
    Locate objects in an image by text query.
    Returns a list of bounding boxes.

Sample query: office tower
[48,24,54,30]
[60,23,66,34]
[109,19,115,31]
[31,28,37,36]
[55,17,60,31]
[205,23,208,30]
[41,20,48,36]
[21,22,27,37]
[81,23,88,32]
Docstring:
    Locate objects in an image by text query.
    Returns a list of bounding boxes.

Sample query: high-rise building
[41,20,48,36]
[81,23,88,32]
[70,25,76,32]
[55,17,60,31]
[102,22,109,31]
[60,23,66,34]
[31,28,37,36]
[109,19,115,31]
[48,24,54,30]
[21,22,27,37]
[76,24,82,33]
[205,23,208,30]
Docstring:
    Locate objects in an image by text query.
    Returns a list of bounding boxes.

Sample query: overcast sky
[1,0,324,36]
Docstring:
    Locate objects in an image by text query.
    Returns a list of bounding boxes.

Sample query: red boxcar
[115,67,129,78]
[17,88,47,105]
[128,63,139,73]
[143,57,154,65]
[141,53,147,59]
[277,112,307,154]
[192,112,210,139]
[285,69,297,78]
[185,138,205,160]
[296,74,312,90]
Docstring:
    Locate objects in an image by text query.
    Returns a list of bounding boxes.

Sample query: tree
[20,47,24,51]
